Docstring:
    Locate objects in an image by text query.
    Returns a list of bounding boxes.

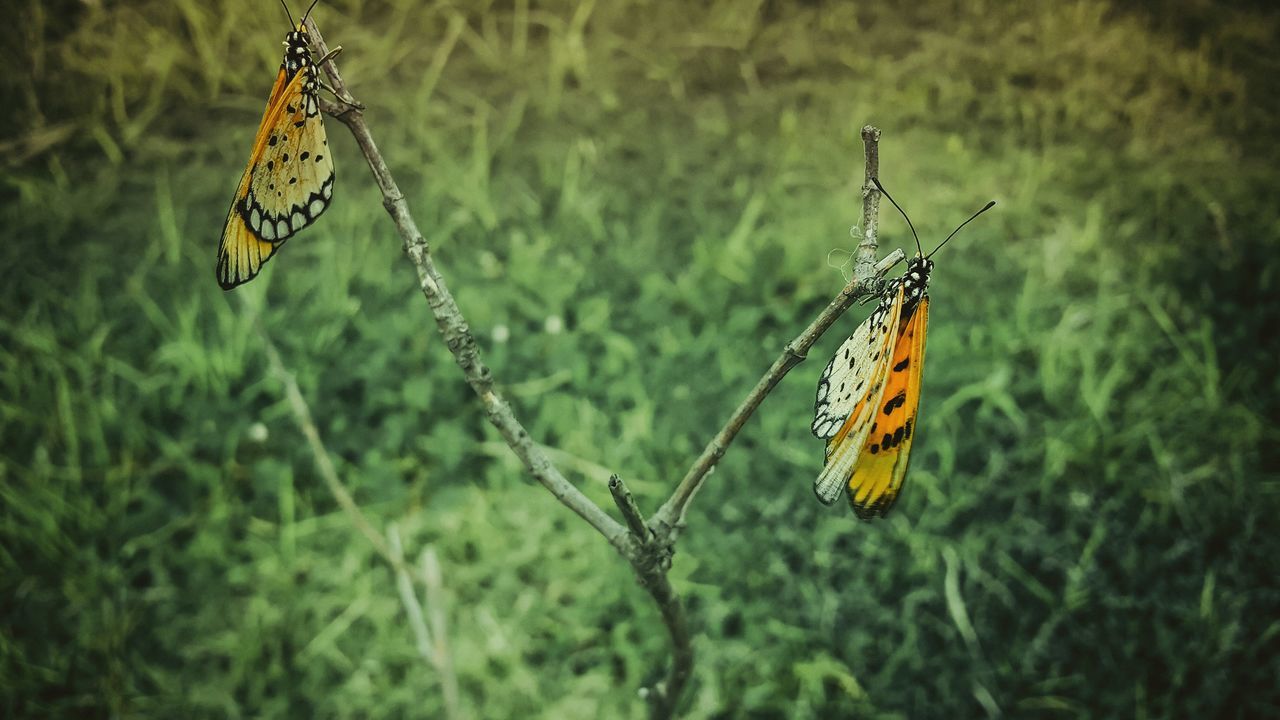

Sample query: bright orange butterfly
[216,0,335,290]
[812,178,994,519]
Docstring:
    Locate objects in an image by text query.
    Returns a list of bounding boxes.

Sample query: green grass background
[3,0,1278,717]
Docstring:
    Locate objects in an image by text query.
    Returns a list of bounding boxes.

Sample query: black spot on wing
[883,391,906,416]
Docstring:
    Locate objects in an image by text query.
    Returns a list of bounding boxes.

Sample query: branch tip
[610,474,652,544]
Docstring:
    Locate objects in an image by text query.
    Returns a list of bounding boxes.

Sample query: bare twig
[610,475,652,543]
[651,126,893,539]
[388,525,435,658]
[306,19,689,714]
[635,129,893,713]
[856,125,882,275]
[638,128,895,713]
[649,248,902,541]
[304,17,896,717]
[611,473,690,718]
[304,18,630,554]
[475,440,618,487]
[636,569,693,720]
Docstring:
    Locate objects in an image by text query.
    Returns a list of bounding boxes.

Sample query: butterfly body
[216,24,334,290]
[812,255,933,519]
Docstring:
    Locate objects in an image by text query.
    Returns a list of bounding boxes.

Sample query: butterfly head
[278,0,321,76]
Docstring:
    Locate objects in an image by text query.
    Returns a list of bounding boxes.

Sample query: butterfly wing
[215,160,280,291]
[812,281,903,438]
[846,295,929,519]
[812,282,905,504]
[216,62,334,289]
[260,66,290,126]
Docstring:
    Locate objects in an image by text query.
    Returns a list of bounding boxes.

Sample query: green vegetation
[3,0,1278,717]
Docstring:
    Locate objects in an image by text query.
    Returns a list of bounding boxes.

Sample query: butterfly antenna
[871,176,924,258]
[279,0,296,28]
[300,0,322,26]
[927,200,997,259]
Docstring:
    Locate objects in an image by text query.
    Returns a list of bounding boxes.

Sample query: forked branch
[304,16,894,717]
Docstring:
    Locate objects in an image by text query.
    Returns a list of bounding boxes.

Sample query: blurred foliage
[2,0,1279,717]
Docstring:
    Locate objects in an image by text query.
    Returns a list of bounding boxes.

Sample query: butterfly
[216,0,335,290]
[811,178,994,519]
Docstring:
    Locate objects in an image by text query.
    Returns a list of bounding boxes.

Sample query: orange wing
[215,67,296,290]
[846,296,929,519]
[813,283,905,504]
[257,68,291,139]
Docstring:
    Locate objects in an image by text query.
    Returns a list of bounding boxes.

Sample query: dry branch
[857,125,884,274]
[610,475,652,543]
[304,16,893,718]
[304,20,629,553]
[650,126,896,542]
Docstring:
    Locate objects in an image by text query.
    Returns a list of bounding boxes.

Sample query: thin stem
[641,126,897,715]
[857,125,882,274]
[610,475,651,543]
[304,19,896,717]
[388,525,436,662]
[257,316,421,583]
[638,570,693,720]
[306,18,689,715]
[304,18,629,553]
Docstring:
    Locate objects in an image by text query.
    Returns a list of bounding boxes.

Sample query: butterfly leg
[309,46,364,112]
[316,45,344,65]
[317,86,365,114]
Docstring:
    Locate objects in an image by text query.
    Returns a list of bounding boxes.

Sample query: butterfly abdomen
[282,30,312,77]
